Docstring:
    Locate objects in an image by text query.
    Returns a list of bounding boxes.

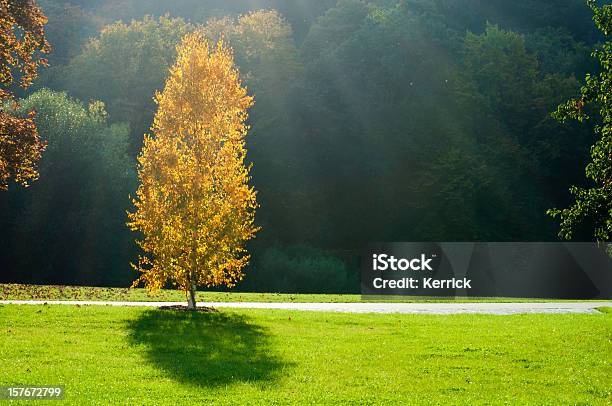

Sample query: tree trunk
[187,278,197,310]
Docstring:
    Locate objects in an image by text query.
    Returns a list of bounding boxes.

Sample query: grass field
[0,304,610,404]
[1,284,609,303]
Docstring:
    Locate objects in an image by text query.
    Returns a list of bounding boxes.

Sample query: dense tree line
[0,0,604,291]
[1,90,133,285]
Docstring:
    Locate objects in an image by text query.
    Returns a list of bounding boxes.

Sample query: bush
[250,244,358,294]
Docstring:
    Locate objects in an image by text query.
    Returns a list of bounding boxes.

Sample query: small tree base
[159,305,218,312]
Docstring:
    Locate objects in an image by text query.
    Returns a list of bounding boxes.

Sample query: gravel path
[1,300,610,314]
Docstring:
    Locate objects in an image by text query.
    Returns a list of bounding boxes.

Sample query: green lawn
[0,305,610,404]
[1,284,609,303]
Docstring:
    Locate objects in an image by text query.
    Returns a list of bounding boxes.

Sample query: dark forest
[0,0,607,292]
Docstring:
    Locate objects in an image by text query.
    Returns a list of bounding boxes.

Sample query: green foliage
[0,89,134,285]
[301,0,370,61]
[37,0,101,66]
[60,15,193,153]
[525,27,595,77]
[202,10,301,97]
[548,0,612,244]
[253,245,357,293]
[464,24,540,131]
[279,1,587,244]
[83,0,337,43]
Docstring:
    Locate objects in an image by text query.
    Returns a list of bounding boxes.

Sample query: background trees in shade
[548,0,612,249]
[56,15,193,154]
[0,0,605,292]
[0,89,133,285]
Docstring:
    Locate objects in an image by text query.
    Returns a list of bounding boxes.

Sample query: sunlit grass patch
[0,305,610,404]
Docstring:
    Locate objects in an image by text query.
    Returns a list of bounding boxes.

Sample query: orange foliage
[0,0,49,190]
[128,33,259,306]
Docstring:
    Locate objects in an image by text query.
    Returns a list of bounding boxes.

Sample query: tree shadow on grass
[126,310,285,387]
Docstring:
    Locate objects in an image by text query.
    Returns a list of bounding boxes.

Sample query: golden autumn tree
[0,0,50,190]
[127,32,259,309]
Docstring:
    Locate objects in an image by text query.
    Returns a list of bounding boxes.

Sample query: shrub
[251,244,357,293]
